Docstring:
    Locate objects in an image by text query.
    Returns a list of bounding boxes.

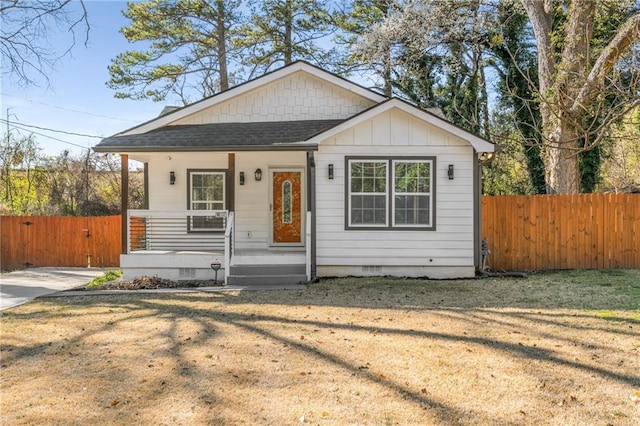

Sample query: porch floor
[125,249,305,266]
[232,249,305,265]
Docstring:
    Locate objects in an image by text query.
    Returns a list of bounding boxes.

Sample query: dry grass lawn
[1,270,639,425]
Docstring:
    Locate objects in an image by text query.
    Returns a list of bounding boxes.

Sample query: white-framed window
[392,160,432,227]
[347,159,388,227]
[188,170,225,231]
[346,157,435,230]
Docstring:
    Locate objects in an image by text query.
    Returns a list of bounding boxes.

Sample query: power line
[0,118,102,139]
[0,93,140,123]
[4,121,90,149]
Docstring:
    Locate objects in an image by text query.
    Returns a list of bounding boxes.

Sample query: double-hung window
[188,170,225,231]
[346,157,434,230]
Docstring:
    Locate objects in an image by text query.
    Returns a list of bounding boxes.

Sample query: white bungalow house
[94,61,495,284]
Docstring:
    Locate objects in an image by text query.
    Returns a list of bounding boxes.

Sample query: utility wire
[1,93,140,123]
[4,121,89,149]
[0,118,103,139]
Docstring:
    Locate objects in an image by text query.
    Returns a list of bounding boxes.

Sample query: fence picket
[482,194,640,271]
[1,215,121,270]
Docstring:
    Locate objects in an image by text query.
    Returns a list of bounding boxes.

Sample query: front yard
[1,270,639,425]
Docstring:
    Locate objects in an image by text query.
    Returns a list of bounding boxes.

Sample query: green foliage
[108,0,243,103]
[598,107,640,191]
[234,0,335,75]
[491,0,546,194]
[85,270,123,289]
[482,113,536,195]
[0,134,49,215]
[109,0,337,103]
[1,134,143,216]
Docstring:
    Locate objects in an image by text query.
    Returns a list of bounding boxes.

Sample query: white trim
[391,159,433,228]
[347,159,389,228]
[306,99,495,153]
[120,62,386,136]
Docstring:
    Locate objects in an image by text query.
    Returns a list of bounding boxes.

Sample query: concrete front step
[226,274,307,286]
[226,263,307,286]
[228,264,306,276]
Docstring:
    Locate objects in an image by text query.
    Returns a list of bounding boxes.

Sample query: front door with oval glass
[272,171,302,245]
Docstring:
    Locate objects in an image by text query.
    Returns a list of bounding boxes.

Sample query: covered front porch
[120,208,313,285]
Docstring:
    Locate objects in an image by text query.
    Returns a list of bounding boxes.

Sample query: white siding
[146,152,229,211]
[142,151,307,251]
[233,151,307,249]
[171,71,375,125]
[315,108,476,278]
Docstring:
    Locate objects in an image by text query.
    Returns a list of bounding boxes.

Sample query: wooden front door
[272,170,303,244]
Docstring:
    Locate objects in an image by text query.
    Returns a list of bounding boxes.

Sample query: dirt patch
[1,271,639,425]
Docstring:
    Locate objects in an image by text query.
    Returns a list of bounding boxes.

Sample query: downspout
[473,150,481,272]
[121,154,129,255]
[143,162,149,209]
[307,151,316,280]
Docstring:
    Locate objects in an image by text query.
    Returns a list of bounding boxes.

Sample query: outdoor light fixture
[255,168,262,181]
[448,164,454,180]
[210,259,222,285]
[239,171,245,185]
[170,171,176,185]
[328,164,334,180]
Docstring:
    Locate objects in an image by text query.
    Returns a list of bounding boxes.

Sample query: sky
[1,1,162,157]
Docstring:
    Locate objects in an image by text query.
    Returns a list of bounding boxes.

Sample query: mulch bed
[86,275,222,290]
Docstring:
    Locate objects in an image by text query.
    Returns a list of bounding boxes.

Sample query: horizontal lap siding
[234,152,307,248]
[172,72,375,125]
[147,152,229,211]
[142,152,307,251]
[315,109,475,269]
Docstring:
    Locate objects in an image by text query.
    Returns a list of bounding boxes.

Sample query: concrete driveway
[0,267,107,311]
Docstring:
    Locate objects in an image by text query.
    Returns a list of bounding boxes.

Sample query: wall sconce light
[448,164,454,180]
[254,168,262,181]
[328,164,334,180]
[239,171,245,185]
[170,171,176,185]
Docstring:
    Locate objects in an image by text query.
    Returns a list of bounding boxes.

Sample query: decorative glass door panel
[272,171,302,244]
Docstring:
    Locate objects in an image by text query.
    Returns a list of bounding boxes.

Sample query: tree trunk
[284,0,293,64]
[544,118,581,193]
[216,0,229,91]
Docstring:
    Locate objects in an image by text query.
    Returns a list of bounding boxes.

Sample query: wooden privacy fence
[482,194,640,271]
[0,215,121,271]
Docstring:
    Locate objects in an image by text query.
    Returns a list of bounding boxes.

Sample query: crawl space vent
[362,265,382,274]
[178,268,196,278]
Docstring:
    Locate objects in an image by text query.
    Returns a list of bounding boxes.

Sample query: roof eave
[93,143,319,153]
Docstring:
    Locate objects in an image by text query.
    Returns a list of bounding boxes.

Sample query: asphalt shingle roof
[94,120,346,152]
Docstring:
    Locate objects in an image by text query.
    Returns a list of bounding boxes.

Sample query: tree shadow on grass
[2,286,639,424]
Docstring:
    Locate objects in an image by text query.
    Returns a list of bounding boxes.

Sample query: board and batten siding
[171,71,375,125]
[314,108,477,279]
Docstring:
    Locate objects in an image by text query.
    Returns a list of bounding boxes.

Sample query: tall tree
[357,0,492,137]
[334,0,395,96]
[522,0,640,193]
[0,133,48,215]
[108,0,243,104]
[491,0,546,193]
[0,0,89,86]
[237,0,335,78]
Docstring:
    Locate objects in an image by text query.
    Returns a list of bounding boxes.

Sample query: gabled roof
[116,61,386,136]
[305,98,495,152]
[93,120,344,152]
